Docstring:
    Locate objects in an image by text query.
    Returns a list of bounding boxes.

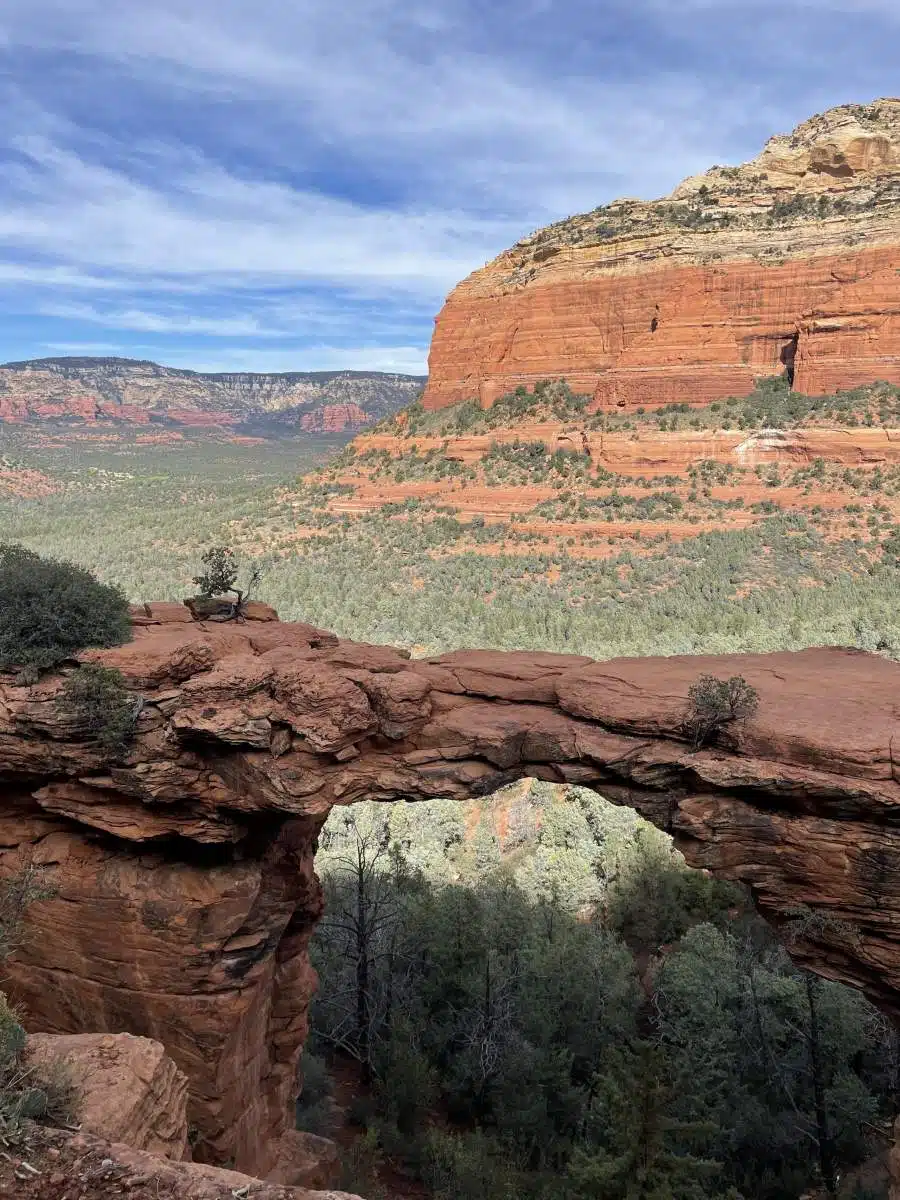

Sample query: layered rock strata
[3,608,900,1174]
[23,1032,190,1159]
[0,359,424,431]
[423,99,900,410]
[354,423,900,469]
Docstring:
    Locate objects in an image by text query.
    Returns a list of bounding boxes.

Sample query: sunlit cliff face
[422,100,900,412]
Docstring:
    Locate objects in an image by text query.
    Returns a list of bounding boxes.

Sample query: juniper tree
[192,545,261,618]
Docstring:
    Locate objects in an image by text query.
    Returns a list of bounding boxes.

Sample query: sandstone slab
[23,1031,189,1159]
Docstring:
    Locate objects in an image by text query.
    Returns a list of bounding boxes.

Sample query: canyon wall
[423,99,900,411]
[3,608,900,1176]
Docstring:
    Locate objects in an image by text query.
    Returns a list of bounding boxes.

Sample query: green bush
[0,995,44,1128]
[57,664,138,757]
[191,544,261,618]
[294,1049,334,1137]
[682,674,759,748]
[373,1018,437,1135]
[0,543,131,672]
[338,1127,388,1199]
[193,544,240,596]
[0,993,76,1136]
[423,1129,521,1200]
[0,866,56,963]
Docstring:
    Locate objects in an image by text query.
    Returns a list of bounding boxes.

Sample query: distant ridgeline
[0,356,426,435]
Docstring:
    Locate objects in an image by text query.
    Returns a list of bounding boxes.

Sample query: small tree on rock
[682,674,759,749]
[191,546,261,620]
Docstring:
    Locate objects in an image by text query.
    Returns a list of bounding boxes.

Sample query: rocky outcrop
[10,1032,354,1200]
[3,612,900,1175]
[299,404,369,434]
[353,423,900,469]
[0,359,424,432]
[23,1032,189,1159]
[0,1127,361,1200]
[267,1132,341,1190]
[0,467,60,499]
[423,99,900,411]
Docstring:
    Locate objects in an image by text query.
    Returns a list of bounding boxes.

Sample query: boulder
[23,1032,189,1160]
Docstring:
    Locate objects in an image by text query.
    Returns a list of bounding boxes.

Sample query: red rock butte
[423,98,900,411]
[2,604,900,1178]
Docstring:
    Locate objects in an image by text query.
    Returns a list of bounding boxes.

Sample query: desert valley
[6,97,900,1200]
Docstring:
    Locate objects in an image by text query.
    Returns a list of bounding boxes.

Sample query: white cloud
[0,0,783,219]
[41,303,293,338]
[34,287,438,345]
[36,341,136,356]
[647,0,899,12]
[29,337,428,374]
[0,263,131,290]
[143,344,429,374]
[0,133,524,297]
[0,0,896,369]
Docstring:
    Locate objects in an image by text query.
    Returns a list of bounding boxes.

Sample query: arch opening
[307,779,900,1199]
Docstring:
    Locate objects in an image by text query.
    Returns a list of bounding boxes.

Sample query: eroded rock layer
[3,608,900,1173]
[423,99,900,410]
[24,1032,190,1159]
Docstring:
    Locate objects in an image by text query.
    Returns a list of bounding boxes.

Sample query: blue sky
[0,0,898,375]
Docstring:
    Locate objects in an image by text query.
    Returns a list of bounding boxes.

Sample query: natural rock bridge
[2,604,899,1179]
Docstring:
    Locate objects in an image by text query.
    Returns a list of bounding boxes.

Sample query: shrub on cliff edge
[191,544,261,620]
[0,543,131,673]
[57,663,139,758]
[682,674,759,749]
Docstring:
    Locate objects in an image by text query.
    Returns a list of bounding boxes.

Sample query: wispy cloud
[0,0,897,369]
[113,344,430,375]
[35,341,138,357]
[0,135,519,289]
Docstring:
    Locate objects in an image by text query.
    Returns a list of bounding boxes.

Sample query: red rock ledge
[1,606,899,1174]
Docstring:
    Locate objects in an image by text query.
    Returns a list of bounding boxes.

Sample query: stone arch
[2,616,899,1175]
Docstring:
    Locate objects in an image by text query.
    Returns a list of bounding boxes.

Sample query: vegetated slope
[279,374,900,579]
[423,97,900,409]
[12,376,900,662]
[305,783,897,1200]
[0,356,426,434]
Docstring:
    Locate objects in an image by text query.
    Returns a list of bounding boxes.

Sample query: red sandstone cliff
[3,607,900,1180]
[299,403,369,433]
[423,98,900,411]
